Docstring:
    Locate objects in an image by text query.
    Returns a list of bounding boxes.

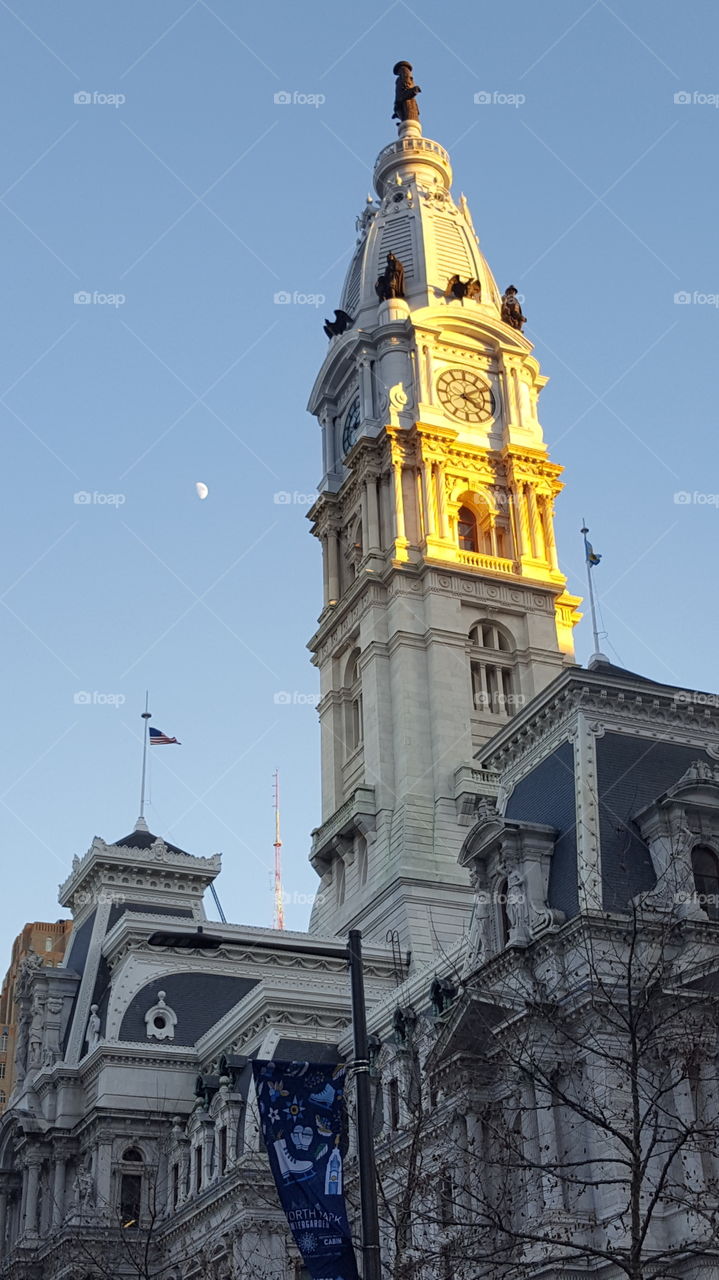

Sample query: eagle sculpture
[445,275,482,304]
[323,309,354,339]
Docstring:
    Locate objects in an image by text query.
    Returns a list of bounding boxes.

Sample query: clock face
[437,368,496,424]
[342,397,361,454]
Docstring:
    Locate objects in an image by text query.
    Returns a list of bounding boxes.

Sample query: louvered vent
[378,219,414,282]
[342,245,363,316]
[433,218,473,285]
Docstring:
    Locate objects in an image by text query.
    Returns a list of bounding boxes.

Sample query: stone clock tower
[306,65,580,964]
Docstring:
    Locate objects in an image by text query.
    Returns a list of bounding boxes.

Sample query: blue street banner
[252,1060,359,1280]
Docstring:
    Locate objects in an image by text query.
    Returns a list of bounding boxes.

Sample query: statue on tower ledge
[375,251,405,301]
[501,285,527,331]
[392,60,421,124]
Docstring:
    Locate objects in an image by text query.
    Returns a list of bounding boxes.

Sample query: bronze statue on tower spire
[392,61,421,124]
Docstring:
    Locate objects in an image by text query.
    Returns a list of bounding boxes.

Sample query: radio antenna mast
[273,770,285,930]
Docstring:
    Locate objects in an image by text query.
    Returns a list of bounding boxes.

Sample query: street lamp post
[147,925,382,1280]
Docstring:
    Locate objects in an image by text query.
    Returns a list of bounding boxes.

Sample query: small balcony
[457,550,517,574]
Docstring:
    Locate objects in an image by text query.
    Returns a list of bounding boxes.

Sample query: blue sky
[1,0,717,946]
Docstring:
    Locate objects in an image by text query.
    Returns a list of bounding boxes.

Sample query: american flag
[149,727,181,746]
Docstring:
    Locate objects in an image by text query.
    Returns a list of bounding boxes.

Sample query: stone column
[359,357,373,421]
[0,1187,7,1249]
[24,1158,41,1236]
[420,460,436,540]
[365,476,381,550]
[516,484,532,557]
[541,495,559,569]
[527,486,545,560]
[673,1078,705,1194]
[391,459,406,542]
[534,1083,564,1211]
[435,463,450,539]
[327,528,340,603]
[52,1156,66,1229]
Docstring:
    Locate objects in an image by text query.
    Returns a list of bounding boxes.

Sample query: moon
[195,482,209,500]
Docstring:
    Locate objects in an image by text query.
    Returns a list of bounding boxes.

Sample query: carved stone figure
[28,993,45,1069]
[501,286,527,331]
[506,868,526,938]
[85,1004,101,1054]
[375,251,405,301]
[72,1163,96,1215]
[323,309,353,340]
[445,274,482,304]
[392,61,421,124]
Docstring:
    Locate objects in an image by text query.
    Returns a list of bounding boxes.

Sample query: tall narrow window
[469,622,517,717]
[195,1145,202,1193]
[457,505,478,552]
[388,1078,400,1131]
[120,1175,142,1228]
[172,1163,179,1208]
[692,846,719,921]
[439,1175,455,1227]
[343,648,363,756]
[219,1127,227,1175]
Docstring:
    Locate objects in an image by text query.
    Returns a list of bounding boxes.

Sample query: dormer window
[692,846,719,921]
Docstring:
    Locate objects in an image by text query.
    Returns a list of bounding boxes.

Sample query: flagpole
[137,692,151,831]
[580,523,608,663]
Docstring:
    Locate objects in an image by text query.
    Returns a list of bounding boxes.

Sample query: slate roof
[118,972,259,1046]
[112,829,190,856]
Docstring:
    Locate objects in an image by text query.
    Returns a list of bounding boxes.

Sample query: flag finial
[580,523,608,663]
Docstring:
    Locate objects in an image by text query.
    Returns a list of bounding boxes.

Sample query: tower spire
[273,770,285,931]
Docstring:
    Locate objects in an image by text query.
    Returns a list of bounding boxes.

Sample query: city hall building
[1,65,718,1280]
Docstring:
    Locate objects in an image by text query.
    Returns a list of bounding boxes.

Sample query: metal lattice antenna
[273,770,285,930]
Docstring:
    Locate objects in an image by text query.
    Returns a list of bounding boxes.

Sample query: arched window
[692,846,719,921]
[44,937,53,952]
[118,1147,143,1228]
[0,1029,7,1051]
[457,505,478,552]
[469,623,517,717]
